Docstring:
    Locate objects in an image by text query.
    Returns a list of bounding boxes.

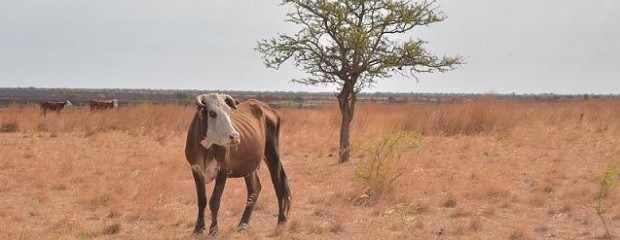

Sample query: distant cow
[88,99,118,111]
[40,101,72,116]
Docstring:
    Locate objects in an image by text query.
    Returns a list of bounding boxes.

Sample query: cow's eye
[209,111,217,118]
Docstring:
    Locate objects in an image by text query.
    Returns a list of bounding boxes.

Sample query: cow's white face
[196,94,240,148]
[65,101,73,107]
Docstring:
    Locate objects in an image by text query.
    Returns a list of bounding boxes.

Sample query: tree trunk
[337,81,356,163]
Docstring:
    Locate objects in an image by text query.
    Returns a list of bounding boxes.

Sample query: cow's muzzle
[227,132,241,145]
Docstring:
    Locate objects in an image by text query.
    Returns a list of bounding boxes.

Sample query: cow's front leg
[208,168,228,237]
[191,165,207,234]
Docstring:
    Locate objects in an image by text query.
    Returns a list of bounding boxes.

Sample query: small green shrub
[595,165,618,239]
[353,131,423,198]
[139,100,152,114]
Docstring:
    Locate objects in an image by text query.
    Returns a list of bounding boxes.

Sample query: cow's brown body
[39,101,71,116]
[88,99,118,111]
[185,97,291,236]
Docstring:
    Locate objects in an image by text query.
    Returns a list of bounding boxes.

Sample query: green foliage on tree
[257,0,462,162]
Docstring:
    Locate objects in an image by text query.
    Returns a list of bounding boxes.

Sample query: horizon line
[1,87,619,96]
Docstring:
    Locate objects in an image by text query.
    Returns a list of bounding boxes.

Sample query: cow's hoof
[237,223,250,232]
[208,226,218,237]
[193,228,204,235]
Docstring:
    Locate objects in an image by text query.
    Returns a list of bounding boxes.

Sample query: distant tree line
[0,87,618,107]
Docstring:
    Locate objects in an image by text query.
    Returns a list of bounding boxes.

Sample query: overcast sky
[1,0,619,94]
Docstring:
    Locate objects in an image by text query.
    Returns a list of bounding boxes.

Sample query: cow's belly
[226,144,263,178]
[227,114,266,178]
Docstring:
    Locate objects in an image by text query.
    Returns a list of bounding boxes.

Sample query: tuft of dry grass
[0,103,192,135]
[510,226,536,240]
[0,100,618,239]
[0,120,19,133]
[102,222,122,235]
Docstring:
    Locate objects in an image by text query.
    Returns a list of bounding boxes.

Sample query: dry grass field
[1,99,619,239]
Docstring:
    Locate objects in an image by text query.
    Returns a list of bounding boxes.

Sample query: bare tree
[257,0,463,162]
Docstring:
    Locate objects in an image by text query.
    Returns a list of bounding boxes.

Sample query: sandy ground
[1,102,619,239]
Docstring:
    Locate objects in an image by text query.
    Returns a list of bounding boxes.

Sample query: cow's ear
[224,95,238,109]
[197,107,206,119]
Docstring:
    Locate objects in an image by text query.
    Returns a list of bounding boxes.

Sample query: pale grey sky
[1,0,619,94]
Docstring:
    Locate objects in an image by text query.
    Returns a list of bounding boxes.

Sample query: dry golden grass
[1,99,619,239]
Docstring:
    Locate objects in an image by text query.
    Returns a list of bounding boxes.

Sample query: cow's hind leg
[238,171,261,231]
[191,165,207,234]
[264,137,291,225]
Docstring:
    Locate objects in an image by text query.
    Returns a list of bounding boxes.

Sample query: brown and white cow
[40,101,72,116]
[185,93,291,236]
[88,99,118,111]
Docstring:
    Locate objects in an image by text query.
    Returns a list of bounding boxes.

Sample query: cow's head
[65,101,73,107]
[195,93,241,148]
